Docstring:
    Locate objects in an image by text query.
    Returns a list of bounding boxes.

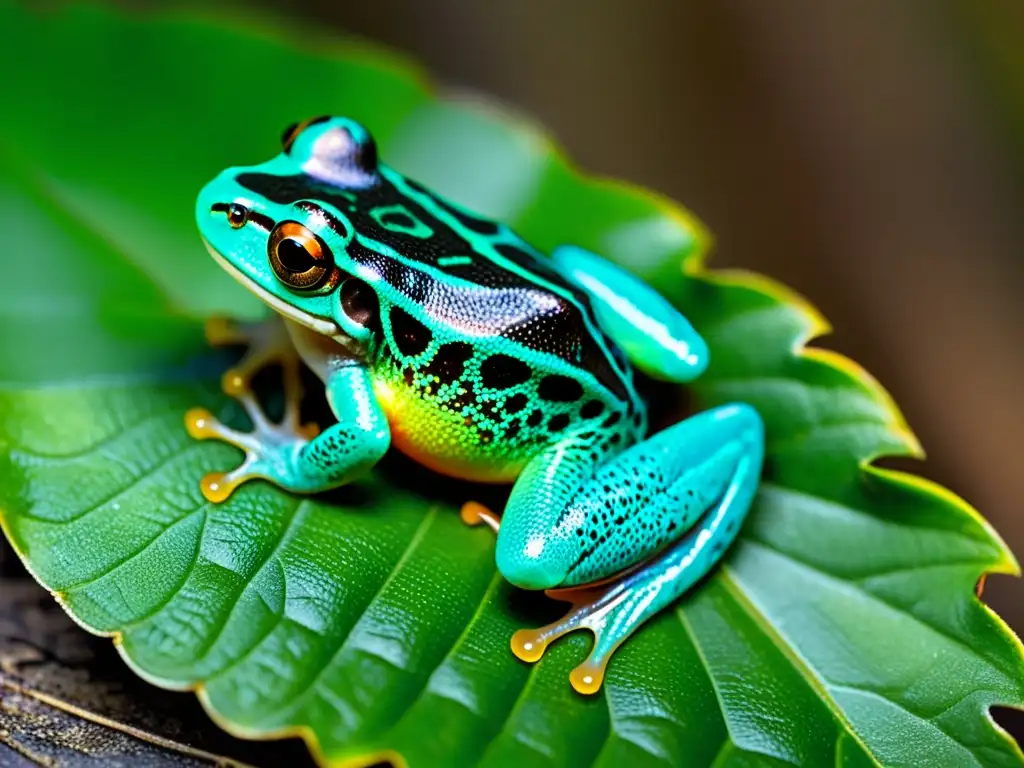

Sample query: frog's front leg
[186,344,390,502]
[497,403,764,694]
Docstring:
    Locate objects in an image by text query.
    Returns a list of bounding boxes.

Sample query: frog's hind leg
[506,403,764,694]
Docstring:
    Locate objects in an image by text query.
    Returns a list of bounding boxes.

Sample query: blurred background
[2,0,1022,758]
[240,0,1024,621]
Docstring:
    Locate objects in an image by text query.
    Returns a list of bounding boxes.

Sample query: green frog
[187,116,764,694]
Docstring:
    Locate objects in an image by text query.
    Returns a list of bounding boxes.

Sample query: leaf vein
[743,539,1018,682]
[185,496,306,664]
[60,504,207,594]
[12,442,207,527]
[10,404,191,461]
[276,506,443,719]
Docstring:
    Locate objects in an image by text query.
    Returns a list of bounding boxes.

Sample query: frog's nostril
[226,203,248,228]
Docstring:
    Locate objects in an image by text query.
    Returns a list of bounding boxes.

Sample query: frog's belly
[373,377,536,484]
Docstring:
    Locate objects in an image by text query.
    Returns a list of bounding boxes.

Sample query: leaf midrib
[719,567,883,768]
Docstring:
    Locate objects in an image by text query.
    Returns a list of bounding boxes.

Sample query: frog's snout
[195,171,237,231]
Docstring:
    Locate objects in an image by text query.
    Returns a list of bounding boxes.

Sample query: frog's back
[231,158,643,481]
[355,167,644,482]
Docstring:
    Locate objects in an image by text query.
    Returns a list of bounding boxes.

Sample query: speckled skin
[189,117,765,694]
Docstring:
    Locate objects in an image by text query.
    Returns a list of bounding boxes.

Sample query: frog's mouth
[203,239,345,341]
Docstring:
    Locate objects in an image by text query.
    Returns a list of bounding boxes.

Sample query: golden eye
[268,221,332,291]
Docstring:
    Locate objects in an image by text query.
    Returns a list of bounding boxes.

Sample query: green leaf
[1,3,1021,766]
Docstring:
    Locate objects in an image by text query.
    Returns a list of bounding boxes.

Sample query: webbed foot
[187,316,319,502]
[203,315,295,394]
[511,578,630,695]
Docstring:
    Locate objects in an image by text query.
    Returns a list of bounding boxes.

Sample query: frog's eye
[268,221,333,291]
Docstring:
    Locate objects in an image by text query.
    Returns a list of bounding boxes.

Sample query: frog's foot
[459,501,501,533]
[510,463,757,697]
[510,578,631,695]
[185,350,319,503]
[510,545,699,695]
[205,315,295,395]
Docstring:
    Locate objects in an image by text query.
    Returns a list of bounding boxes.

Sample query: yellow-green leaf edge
[0,4,1020,767]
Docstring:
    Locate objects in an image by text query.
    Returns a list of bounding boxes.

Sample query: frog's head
[196,116,384,352]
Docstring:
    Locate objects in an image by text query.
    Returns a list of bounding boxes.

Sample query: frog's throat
[203,239,345,342]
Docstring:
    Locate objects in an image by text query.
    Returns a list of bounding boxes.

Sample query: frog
[187,116,765,695]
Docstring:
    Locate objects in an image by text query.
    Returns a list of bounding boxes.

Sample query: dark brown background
[2,0,1022,764]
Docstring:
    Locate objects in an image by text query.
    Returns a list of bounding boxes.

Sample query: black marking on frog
[538,375,584,403]
[422,342,474,385]
[504,392,528,414]
[388,306,432,357]
[404,177,501,235]
[548,413,571,433]
[234,170,634,405]
[480,354,532,390]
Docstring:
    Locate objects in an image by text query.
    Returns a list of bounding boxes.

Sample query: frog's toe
[185,407,260,452]
[221,368,252,398]
[204,315,246,347]
[459,501,501,533]
[199,463,256,504]
[569,656,610,696]
[511,620,616,695]
[205,315,296,389]
[186,383,323,503]
[511,582,629,695]
[186,408,266,502]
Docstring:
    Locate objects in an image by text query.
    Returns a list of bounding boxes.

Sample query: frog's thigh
[504,403,764,693]
[497,403,763,591]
